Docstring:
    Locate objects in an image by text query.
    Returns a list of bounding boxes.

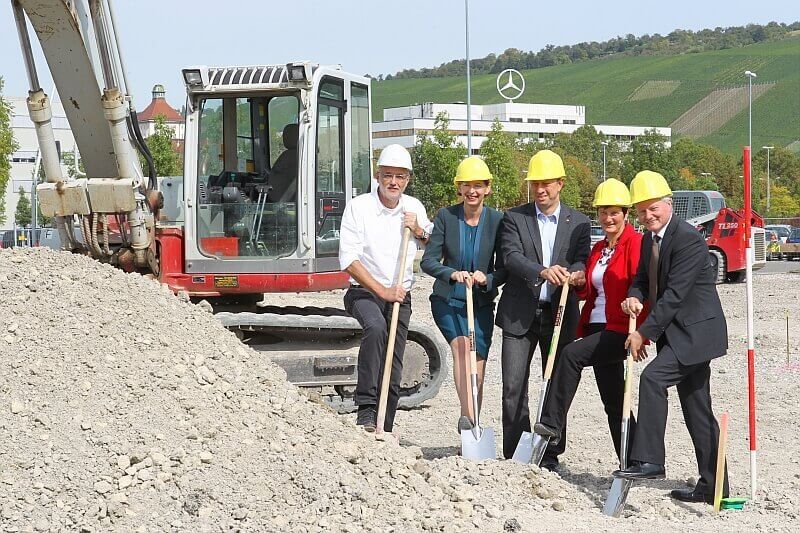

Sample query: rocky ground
[1,247,798,532]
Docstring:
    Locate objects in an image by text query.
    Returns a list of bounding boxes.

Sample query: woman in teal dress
[421,156,507,432]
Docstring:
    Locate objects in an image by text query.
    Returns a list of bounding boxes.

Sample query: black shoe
[612,462,665,480]
[533,423,559,442]
[356,405,376,432]
[540,456,559,472]
[670,487,719,504]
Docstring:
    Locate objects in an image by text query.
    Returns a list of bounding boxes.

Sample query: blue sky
[1,0,796,111]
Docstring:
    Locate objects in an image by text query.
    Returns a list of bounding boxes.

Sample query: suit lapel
[524,203,543,263]
[552,205,572,265]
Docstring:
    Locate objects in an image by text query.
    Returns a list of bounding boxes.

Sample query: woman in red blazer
[535,178,649,464]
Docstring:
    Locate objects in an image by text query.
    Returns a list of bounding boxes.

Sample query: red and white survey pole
[743,145,757,501]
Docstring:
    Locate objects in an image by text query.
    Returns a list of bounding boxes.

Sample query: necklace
[598,245,615,266]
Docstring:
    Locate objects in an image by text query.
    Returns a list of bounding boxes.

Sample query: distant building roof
[138,84,182,122]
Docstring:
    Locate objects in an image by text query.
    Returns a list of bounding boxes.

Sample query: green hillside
[372,37,800,155]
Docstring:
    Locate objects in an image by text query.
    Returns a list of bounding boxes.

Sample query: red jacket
[576,223,649,338]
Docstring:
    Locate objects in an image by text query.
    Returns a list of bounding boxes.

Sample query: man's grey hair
[660,196,673,205]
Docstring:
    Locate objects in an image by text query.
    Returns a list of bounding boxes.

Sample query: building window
[527,118,541,123]
[545,119,558,124]
[562,119,576,124]
[509,117,523,123]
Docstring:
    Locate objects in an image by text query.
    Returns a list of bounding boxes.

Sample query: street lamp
[763,146,774,212]
[601,141,608,181]
[464,0,472,154]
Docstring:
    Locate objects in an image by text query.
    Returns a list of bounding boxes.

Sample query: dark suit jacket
[495,202,591,336]
[628,216,728,364]
[420,204,507,308]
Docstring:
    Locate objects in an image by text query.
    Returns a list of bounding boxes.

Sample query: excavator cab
[176,64,373,292]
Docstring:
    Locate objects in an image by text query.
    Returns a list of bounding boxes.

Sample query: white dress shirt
[535,202,561,302]
[339,190,433,290]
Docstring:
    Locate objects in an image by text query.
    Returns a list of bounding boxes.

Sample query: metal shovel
[460,280,496,460]
[513,280,570,464]
[375,228,412,435]
[603,314,638,517]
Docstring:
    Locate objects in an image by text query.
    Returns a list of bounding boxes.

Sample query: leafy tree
[142,114,181,177]
[766,185,800,218]
[551,125,623,184]
[15,186,31,227]
[409,112,466,214]
[622,129,674,184]
[562,155,596,214]
[479,119,521,209]
[32,165,53,227]
[0,77,19,226]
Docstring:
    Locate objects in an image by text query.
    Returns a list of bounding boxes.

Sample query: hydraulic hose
[128,110,157,191]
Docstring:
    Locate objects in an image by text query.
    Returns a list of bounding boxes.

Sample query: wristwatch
[419,228,429,240]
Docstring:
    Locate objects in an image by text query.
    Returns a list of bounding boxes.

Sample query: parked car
[590,225,604,246]
[788,227,800,244]
[765,224,791,243]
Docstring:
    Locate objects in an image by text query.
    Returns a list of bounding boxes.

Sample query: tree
[142,114,181,177]
[766,185,800,218]
[15,186,31,227]
[409,112,466,214]
[0,77,19,226]
[622,129,674,184]
[479,119,520,209]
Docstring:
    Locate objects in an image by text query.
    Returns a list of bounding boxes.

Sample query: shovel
[602,314,638,517]
[512,280,570,464]
[460,279,496,460]
[375,227,412,436]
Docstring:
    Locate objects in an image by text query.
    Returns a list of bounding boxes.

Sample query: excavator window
[195,93,300,259]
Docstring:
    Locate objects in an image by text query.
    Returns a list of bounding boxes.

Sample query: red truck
[672,191,766,283]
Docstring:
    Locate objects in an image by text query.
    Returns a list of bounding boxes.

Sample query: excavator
[11,0,447,412]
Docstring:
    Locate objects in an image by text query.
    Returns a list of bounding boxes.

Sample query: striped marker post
[743,146,757,501]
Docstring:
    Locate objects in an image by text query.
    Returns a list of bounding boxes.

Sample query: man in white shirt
[339,144,433,433]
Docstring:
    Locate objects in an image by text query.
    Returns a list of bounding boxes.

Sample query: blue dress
[430,213,494,359]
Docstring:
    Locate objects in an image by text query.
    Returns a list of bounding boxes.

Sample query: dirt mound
[1,248,584,532]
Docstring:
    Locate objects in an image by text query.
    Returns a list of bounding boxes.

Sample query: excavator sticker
[214,276,239,288]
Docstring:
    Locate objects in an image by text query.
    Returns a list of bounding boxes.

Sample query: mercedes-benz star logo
[496,69,525,102]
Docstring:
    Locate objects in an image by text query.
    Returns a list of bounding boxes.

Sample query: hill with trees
[372,36,800,155]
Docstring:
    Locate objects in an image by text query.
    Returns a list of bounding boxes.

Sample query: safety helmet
[526,149,566,181]
[592,178,632,208]
[377,144,412,171]
[629,170,672,205]
[454,156,493,185]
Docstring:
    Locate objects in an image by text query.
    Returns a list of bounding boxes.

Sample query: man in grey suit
[496,150,591,467]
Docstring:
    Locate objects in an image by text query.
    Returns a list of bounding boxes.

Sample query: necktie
[649,235,661,304]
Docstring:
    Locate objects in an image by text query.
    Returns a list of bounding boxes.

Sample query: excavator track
[214,305,449,414]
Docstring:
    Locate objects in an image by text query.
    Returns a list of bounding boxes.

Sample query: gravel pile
[1,248,585,532]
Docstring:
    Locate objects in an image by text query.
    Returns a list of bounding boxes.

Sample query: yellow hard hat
[526,150,566,181]
[629,170,672,205]
[454,156,493,184]
[593,178,631,207]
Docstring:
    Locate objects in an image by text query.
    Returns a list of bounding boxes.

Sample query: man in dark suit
[496,150,591,467]
[615,170,729,504]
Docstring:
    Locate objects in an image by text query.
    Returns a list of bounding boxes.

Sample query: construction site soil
[1,247,798,532]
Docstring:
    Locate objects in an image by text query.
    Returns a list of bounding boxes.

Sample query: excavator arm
[12,0,159,271]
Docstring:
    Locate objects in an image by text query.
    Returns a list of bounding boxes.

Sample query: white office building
[2,97,77,231]
[373,102,671,153]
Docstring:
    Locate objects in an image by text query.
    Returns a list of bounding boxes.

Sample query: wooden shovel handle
[542,280,570,380]
[376,228,412,433]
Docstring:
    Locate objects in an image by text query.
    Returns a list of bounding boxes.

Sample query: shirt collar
[653,215,672,240]
[535,202,561,222]
[372,189,403,215]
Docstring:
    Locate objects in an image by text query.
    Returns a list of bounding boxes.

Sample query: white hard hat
[377,144,412,171]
